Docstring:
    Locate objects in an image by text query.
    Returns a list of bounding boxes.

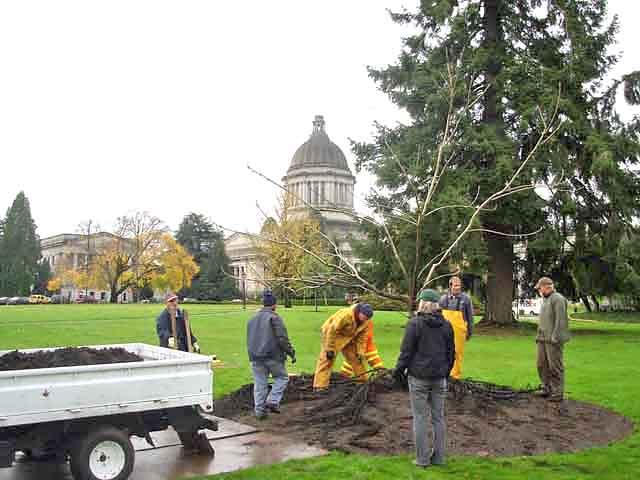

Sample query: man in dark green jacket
[535,277,570,408]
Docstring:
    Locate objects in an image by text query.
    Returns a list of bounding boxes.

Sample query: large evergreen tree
[0,192,41,296]
[355,0,637,323]
[176,213,238,300]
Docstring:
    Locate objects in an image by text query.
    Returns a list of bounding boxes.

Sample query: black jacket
[247,307,295,362]
[395,311,456,380]
[156,308,197,352]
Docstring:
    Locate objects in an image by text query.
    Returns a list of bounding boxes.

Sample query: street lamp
[241,270,247,310]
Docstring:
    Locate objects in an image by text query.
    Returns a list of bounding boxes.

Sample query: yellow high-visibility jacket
[321,306,370,357]
[340,321,384,376]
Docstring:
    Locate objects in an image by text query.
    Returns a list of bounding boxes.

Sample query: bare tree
[226,56,564,316]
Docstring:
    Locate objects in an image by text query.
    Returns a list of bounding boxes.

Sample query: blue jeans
[408,375,447,466]
[250,358,289,416]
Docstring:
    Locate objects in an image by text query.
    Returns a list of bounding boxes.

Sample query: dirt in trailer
[215,370,634,458]
[0,347,143,371]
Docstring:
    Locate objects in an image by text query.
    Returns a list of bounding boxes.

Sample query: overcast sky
[1,1,638,239]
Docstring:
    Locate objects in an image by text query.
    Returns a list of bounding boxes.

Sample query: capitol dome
[288,115,352,174]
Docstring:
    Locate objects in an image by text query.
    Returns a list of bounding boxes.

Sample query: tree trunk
[481,0,514,325]
[590,294,600,312]
[484,233,515,324]
[110,285,119,304]
[581,295,592,312]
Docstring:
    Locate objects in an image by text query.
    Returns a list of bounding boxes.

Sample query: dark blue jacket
[395,312,455,380]
[156,308,197,352]
[247,307,294,362]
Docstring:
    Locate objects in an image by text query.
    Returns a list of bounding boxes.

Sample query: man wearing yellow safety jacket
[439,276,473,379]
[340,320,384,377]
[313,303,375,390]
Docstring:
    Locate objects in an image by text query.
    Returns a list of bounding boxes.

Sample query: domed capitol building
[225,115,361,297]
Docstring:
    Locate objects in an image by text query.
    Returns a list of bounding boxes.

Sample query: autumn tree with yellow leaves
[258,193,328,307]
[49,212,198,303]
[150,234,199,294]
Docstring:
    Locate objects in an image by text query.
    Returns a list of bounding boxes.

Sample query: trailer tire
[69,426,134,480]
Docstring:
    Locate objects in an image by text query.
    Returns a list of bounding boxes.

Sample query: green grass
[0,304,639,479]
[573,311,640,324]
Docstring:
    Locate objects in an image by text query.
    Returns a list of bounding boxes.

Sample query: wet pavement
[0,417,328,479]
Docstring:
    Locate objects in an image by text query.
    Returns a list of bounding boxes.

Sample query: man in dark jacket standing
[394,289,455,468]
[535,277,570,411]
[156,294,200,353]
[247,291,296,419]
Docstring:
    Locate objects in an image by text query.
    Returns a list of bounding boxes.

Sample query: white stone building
[41,232,133,303]
[225,115,361,298]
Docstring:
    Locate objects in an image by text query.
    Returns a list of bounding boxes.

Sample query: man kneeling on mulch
[393,289,456,468]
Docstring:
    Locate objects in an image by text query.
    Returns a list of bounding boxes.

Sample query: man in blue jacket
[394,289,455,468]
[156,294,200,353]
[247,290,296,419]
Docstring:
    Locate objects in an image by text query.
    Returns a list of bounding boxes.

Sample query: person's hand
[168,337,176,349]
[193,342,201,353]
[551,335,559,344]
[392,367,407,382]
[356,353,366,364]
[326,350,335,360]
[289,349,297,364]
[466,332,472,341]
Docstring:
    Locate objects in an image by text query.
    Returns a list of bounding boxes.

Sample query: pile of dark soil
[0,347,143,371]
[216,370,634,457]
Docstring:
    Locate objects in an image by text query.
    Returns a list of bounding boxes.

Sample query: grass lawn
[1,304,639,479]
[573,311,640,324]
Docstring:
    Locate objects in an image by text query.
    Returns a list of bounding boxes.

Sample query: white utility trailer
[0,343,217,480]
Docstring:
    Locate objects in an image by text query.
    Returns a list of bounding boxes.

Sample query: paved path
[0,417,327,479]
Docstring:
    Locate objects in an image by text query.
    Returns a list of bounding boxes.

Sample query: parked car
[75,295,97,304]
[7,296,29,305]
[50,294,65,304]
[0,297,9,305]
[28,294,51,304]
[512,298,542,316]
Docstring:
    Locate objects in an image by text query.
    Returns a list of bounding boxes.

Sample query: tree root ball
[215,370,633,457]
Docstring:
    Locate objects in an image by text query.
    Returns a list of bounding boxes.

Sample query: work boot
[535,387,551,399]
[558,400,570,417]
[265,403,281,414]
[255,411,268,421]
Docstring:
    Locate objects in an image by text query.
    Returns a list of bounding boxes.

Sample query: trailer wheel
[70,426,134,480]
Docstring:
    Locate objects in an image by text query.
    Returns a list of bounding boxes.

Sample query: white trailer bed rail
[0,343,213,428]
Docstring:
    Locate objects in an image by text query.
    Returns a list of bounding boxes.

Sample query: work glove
[168,337,176,349]
[326,350,335,361]
[193,342,201,353]
[392,368,408,389]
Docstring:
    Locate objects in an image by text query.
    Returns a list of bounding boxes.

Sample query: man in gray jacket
[535,277,570,410]
[247,290,296,419]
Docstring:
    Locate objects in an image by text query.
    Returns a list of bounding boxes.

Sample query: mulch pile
[0,347,143,371]
[216,370,634,457]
